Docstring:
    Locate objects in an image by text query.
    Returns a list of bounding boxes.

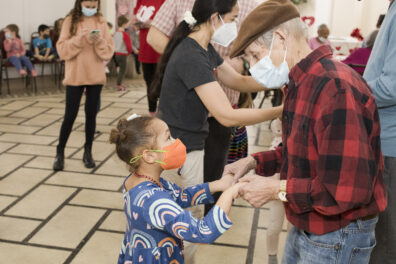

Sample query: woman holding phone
[53,0,114,171]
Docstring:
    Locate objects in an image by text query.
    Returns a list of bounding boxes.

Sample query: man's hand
[238,174,280,208]
[223,156,257,184]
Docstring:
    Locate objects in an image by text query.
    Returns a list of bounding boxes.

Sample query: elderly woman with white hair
[223,0,387,263]
[308,23,332,50]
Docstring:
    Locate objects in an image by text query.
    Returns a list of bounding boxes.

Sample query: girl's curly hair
[69,0,102,36]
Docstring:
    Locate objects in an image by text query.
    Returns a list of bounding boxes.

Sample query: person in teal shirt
[33,24,54,61]
[363,1,396,263]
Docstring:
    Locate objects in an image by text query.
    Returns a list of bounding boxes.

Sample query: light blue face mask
[249,35,289,89]
[82,6,98,17]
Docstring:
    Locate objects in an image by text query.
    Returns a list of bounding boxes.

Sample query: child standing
[110,115,243,263]
[113,15,133,91]
[33,24,54,61]
[3,24,37,76]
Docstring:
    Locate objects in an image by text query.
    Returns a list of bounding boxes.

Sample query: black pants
[204,117,232,214]
[142,63,158,112]
[57,85,102,151]
[115,55,127,86]
[133,53,141,74]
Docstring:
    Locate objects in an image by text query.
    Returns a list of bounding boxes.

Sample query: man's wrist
[248,155,257,170]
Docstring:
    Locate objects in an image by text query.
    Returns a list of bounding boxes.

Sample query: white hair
[254,17,308,48]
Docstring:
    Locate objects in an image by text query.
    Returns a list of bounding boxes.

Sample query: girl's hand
[89,33,102,44]
[226,182,247,199]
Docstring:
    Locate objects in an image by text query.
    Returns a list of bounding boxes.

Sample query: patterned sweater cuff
[211,205,233,234]
[286,178,313,214]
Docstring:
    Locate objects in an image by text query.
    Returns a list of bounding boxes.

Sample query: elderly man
[364,1,396,263]
[224,0,387,263]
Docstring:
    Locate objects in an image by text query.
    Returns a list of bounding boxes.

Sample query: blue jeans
[282,217,378,264]
[8,56,34,71]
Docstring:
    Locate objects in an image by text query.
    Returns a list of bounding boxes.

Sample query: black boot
[53,147,64,171]
[83,144,96,168]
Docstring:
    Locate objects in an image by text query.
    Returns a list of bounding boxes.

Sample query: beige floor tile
[0,110,12,116]
[51,131,85,147]
[71,142,114,162]
[97,107,129,119]
[46,172,123,191]
[70,189,122,209]
[0,101,34,111]
[95,154,131,177]
[0,216,41,241]
[46,108,65,115]
[6,185,77,219]
[74,116,114,126]
[100,211,126,232]
[215,207,254,246]
[252,229,287,264]
[71,231,123,264]
[76,124,115,135]
[0,133,56,145]
[0,142,15,153]
[0,116,26,125]
[0,124,41,134]
[0,168,51,196]
[195,244,248,264]
[34,102,66,109]
[258,206,289,231]
[35,122,62,136]
[22,113,62,127]
[8,144,76,157]
[233,197,253,207]
[30,206,105,248]
[11,107,48,118]
[25,156,93,173]
[0,153,33,177]
[95,133,110,142]
[0,242,70,264]
[0,195,17,211]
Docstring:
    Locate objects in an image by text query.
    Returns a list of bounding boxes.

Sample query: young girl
[53,0,114,171]
[110,115,244,263]
[3,24,37,77]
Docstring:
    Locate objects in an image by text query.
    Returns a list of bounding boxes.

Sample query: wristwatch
[278,180,288,202]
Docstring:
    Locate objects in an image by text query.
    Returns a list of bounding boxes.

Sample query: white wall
[0,0,75,42]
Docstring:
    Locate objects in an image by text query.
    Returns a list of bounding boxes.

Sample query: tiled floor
[0,78,287,263]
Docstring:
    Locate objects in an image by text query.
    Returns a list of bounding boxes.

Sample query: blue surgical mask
[82,6,98,17]
[5,32,12,39]
[249,35,289,89]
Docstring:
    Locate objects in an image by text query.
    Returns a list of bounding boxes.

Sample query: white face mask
[249,35,289,89]
[318,36,327,42]
[211,15,237,47]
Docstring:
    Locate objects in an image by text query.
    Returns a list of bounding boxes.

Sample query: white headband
[127,113,142,121]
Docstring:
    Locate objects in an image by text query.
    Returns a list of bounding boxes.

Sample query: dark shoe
[83,145,96,168]
[53,150,64,171]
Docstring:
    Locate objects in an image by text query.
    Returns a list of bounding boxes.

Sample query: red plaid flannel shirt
[252,46,387,235]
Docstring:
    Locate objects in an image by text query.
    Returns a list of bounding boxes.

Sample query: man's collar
[289,45,333,86]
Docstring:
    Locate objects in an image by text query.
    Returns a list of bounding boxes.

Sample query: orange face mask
[129,139,187,170]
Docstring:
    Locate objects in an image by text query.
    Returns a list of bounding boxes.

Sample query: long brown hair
[6,24,21,39]
[68,0,102,36]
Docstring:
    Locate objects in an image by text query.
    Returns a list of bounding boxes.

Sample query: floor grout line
[245,208,260,264]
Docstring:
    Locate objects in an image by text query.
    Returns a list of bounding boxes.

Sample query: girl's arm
[93,19,115,61]
[141,189,242,244]
[56,16,86,61]
[20,39,26,56]
[3,39,11,52]
[195,82,283,127]
[216,60,269,92]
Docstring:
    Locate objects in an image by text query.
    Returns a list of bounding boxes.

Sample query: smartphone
[90,29,100,35]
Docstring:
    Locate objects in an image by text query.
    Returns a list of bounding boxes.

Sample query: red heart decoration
[335,46,341,51]
[302,16,315,27]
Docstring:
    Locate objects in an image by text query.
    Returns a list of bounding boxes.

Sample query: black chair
[0,30,36,95]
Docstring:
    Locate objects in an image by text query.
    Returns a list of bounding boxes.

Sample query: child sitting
[33,24,54,61]
[3,24,37,77]
[113,15,133,91]
[110,114,244,264]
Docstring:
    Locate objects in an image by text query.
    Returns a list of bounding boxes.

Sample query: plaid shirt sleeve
[251,147,282,176]
[151,0,177,37]
[286,80,381,215]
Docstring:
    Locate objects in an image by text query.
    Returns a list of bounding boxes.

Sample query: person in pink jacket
[3,24,37,77]
[53,0,114,171]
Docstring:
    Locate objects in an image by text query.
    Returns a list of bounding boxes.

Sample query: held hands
[223,156,257,184]
[238,174,280,208]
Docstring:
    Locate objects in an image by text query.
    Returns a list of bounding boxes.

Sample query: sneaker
[31,69,38,77]
[48,54,55,61]
[19,69,27,76]
[117,85,126,91]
